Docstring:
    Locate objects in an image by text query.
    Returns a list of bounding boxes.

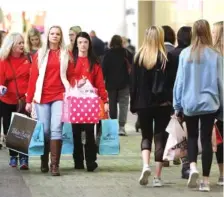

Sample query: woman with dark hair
[162,25,176,52]
[102,35,132,136]
[71,32,109,172]
[162,25,179,167]
[168,26,192,178]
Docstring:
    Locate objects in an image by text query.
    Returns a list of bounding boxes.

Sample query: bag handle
[8,60,20,100]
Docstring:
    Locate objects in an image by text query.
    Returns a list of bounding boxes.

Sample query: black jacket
[91,36,105,57]
[167,45,188,88]
[102,48,133,90]
[130,55,175,113]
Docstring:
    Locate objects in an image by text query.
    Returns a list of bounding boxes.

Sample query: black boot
[73,130,85,170]
[85,135,97,172]
[86,162,98,172]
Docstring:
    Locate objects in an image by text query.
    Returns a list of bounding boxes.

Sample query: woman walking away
[212,21,224,186]
[130,26,175,187]
[102,35,131,136]
[26,25,75,176]
[168,26,192,178]
[173,19,223,192]
[0,33,31,169]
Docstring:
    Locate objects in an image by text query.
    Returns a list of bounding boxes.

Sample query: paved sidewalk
[0,113,223,197]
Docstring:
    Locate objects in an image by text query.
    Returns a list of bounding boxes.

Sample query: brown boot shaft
[50,140,62,176]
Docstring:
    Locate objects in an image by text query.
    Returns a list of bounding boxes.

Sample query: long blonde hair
[0,32,24,60]
[189,19,213,63]
[26,27,42,52]
[134,26,167,70]
[213,21,224,56]
[38,25,66,68]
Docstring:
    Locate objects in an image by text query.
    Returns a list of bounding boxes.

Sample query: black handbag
[152,61,167,96]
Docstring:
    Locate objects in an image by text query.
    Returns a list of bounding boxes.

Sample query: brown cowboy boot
[40,141,50,173]
[50,140,62,176]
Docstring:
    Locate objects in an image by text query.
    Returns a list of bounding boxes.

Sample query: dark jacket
[130,55,175,113]
[167,44,189,89]
[165,42,175,53]
[91,36,105,57]
[102,47,132,90]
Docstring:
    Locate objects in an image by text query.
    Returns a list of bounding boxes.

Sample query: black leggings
[72,124,97,164]
[138,106,171,162]
[216,120,223,164]
[0,100,26,157]
[185,113,216,177]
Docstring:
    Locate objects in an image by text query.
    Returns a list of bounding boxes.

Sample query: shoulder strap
[27,53,32,63]
[8,60,20,100]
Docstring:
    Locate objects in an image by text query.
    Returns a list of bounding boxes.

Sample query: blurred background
[0,0,223,49]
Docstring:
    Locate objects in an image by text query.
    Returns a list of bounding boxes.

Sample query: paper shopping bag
[28,122,44,156]
[61,123,74,154]
[98,119,120,155]
[6,113,37,155]
[163,117,187,161]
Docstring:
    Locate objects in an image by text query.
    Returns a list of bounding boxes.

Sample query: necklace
[78,58,89,72]
[79,58,87,66]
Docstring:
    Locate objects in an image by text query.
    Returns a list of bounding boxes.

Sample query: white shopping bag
[163,117,203,161]
[163,117,187,161]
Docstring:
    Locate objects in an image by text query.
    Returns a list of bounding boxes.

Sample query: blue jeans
[35,101,63,140]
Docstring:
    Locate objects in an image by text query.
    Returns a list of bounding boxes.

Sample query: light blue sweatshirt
[173,46,223,118]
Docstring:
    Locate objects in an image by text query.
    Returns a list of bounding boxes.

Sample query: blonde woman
[212,21,223,186]
[0,33,31,169]
[173,19,223,191]
[25,25,75,176]
[26,28,42,119]
[130,26,174,187]
[68,26,82,51]
[26,28,42,55]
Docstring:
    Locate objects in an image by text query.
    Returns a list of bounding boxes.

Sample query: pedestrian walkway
[0,117,223,197]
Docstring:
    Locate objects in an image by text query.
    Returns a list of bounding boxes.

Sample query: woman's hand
[104,103,109,113]
[0,85,7,96]
[25,103,32,113]
[77,76,87,88]
[173,110,183,122]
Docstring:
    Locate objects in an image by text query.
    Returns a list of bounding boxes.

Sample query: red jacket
[0,56,31,105]
[26,50,75,104]
[73,57,108,103]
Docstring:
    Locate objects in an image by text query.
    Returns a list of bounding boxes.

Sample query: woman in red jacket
[0,32,31,169]
[25,25,75,176]
[72,32,109,172]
